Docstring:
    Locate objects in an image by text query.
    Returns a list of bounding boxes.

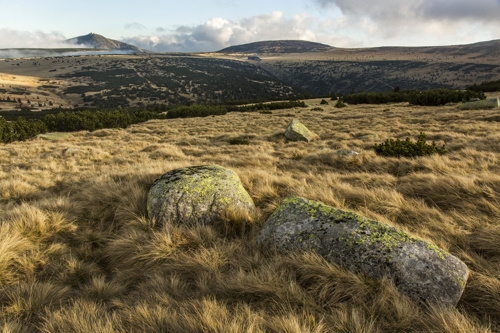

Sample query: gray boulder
[255,196,469,306]
[355,134,378,140]
[147,165,255,227]
[459,98,499,110]
[36,132,71,141]
[337,149,359,157]
[284,119,312,142]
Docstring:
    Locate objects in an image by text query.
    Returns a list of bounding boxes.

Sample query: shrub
[335,99,347,108]
[343,89,485,106]
[468,79,500,92]
[0,116,47,143]
[228,138,250,145]
[373,132,447,158]
[166,105,227,119]
[311,107,323,111]
[408,89,485,106]
[320,99,329,105]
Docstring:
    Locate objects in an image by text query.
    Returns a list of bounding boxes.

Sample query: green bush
[468,79,500,92]
[311,107,323,111]
[343,89,485,106]
[0,116,47,143]
[335,99,347,108]
[373,132,447,158]
[166,105,227,119]
[320,99,329,105]
[228,138,250,145]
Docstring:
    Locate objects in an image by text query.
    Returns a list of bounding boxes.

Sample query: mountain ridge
[217,40,332,54]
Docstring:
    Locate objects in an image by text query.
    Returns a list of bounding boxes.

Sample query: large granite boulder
[147,165,255,226]
[459,98,499,110]
[284,119,312,142]
[255,196,469,306]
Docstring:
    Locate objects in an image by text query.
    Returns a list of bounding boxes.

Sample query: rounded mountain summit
[217,40,332,54]
[66,33,147,53]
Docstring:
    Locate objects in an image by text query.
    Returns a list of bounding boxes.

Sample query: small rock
[355,134,378,140]
[62,147,79,156]
[147,165,255,227]
[255,196,469,306]
[337,149,359,157]
[284,119,312,142]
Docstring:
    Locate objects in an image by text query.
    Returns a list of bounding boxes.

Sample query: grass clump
[228,138,251,145]
[311,107,323,111]
[374,132,447,158]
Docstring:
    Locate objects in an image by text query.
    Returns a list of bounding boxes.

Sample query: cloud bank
[122,0,500,52]
[314,0,500,44]
[123,11,320,52]
[314,0,500,21]
[0,29,74,48]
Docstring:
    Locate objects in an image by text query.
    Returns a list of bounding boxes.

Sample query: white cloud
[0,29,73,48]
[312,0,500,45]
[124,22,147,30]
[123,11,324,52]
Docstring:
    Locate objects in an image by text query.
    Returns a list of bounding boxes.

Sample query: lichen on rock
[459,98,500,110]
[255,196,469,306]
[147,165,255,227]
[284,119,312,142]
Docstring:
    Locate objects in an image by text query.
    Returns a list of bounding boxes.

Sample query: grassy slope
[1,98,500,332]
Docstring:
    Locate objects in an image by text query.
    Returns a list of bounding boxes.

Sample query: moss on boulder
[459,98,499,110]
[36,132,72,141]
[284,119,312,142]
[255,196,469,306]
[147,165,255,227]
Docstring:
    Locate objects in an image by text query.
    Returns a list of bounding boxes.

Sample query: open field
[0,54,300,111]
[1,97,500,332]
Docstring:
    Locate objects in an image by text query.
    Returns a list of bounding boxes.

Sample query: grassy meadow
[1,98,500,332]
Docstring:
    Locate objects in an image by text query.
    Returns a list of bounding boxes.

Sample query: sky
[0,0,499,52]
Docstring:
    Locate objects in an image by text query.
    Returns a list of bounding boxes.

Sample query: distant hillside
[67,33,146,53]
[218,40,332,54]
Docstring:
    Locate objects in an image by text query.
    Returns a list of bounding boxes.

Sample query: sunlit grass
[1,98,499,331]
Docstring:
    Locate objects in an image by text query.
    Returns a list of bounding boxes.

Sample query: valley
[1,38,500,112]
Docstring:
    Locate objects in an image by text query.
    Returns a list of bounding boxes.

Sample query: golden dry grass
[1,98,500,332]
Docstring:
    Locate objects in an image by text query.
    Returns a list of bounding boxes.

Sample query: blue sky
[1,0,500,51]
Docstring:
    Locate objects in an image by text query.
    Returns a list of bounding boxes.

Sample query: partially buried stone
[337,149,359,157]
[459,98,500,110]
[36,132,71,141]
[355,134,378,140]
[255,196,469,306]
[284,119,312,142]
[147,165,255,227]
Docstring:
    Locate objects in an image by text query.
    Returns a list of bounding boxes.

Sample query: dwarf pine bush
[373,132,447,158]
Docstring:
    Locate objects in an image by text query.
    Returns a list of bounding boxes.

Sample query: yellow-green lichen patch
[457,276,466,288]
[267,196,451,261]
[256,196,470,306]
[147,165,255,226]
[284,119,312,142]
